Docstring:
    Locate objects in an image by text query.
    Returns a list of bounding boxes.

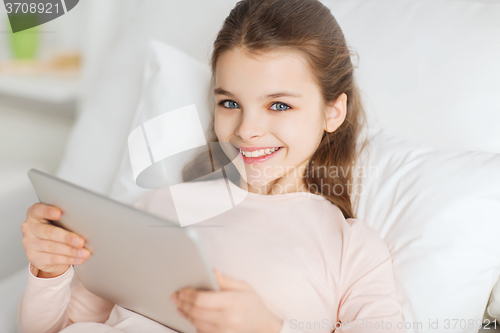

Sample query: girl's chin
[241,165,283,187]
[245,176,279,188]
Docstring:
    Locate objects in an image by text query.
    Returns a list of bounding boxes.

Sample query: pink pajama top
[17,177,406,332]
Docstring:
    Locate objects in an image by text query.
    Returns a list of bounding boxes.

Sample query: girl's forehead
[218,47,308,68]
[214,47,316,87]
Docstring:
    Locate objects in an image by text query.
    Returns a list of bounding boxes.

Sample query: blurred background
[0,7,80,175]
[0,0,142,281]
[0,0,137,176]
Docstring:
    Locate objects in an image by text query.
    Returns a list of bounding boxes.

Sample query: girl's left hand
[170,269,283,333]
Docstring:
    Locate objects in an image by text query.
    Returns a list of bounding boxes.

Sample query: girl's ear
[324,93,347,133]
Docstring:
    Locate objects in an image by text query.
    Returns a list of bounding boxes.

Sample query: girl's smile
[233,144,284,164]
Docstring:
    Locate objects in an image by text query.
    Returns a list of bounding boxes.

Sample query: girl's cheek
[214,117,232,140]
[214,119,222,139]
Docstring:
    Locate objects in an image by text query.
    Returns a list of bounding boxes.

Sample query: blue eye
[270,102,290,111]
[219,100,240,109]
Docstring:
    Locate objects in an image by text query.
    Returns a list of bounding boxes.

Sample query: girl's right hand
[21,203,91,278]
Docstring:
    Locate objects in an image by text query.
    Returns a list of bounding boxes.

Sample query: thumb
[214,269,252,291]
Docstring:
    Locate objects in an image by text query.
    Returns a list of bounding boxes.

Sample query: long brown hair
[183,0,368,219]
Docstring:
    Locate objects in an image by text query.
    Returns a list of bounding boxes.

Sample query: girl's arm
[277,219,404,333]
[17,263,114,333]
[335,219,406,333]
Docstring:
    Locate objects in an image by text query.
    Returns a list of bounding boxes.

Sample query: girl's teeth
[240,147,280,157]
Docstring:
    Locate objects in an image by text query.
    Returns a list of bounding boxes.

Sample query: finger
[178,288,230,310]
[215,269,252,291]
[30,203,61,221]
[188,315,219,333]
[34,252,86,266]
[35,238,90,259]
[178,301,223,325]
[32,223,85,248]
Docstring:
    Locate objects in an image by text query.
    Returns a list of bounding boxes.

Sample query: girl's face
[214,47,346,194]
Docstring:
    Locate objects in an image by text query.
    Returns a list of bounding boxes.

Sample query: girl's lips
[234,146,283,164]
[236,145,280,152]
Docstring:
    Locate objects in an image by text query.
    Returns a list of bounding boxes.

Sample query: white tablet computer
[28,168,219,333]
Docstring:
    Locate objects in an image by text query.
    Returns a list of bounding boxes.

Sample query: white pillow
[354,127,500,331]
[111,40,500,332]
[324,0,500,153]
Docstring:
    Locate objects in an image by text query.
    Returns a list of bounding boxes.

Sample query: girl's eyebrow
[214,87,302,100]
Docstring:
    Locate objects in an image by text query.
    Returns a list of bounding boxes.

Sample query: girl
[18,0,406,332]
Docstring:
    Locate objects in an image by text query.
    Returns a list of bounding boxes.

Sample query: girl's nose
[235,111,265,142]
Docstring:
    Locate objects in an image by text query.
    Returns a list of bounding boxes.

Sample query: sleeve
[279,319,306,333]
[335,219,406,333]
[17,262,115,333]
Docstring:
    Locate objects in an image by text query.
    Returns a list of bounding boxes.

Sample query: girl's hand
[21,203,91,278]
[171,269,283,333]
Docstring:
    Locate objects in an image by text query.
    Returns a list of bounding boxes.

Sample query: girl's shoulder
[343,218,388,248]
[340,217,393,271]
